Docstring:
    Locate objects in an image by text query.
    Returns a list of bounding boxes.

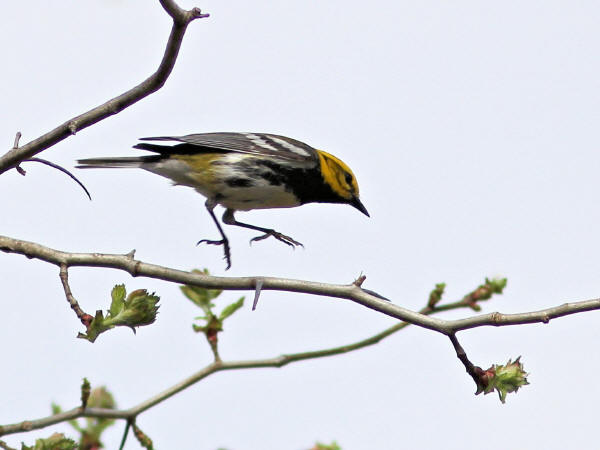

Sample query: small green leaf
[180,269,223,312]
[219,297,245,321]
[110,284,126,316]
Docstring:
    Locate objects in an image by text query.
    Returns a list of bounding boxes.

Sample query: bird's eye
[345,173,353,185]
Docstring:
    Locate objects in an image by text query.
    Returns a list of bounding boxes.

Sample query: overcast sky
[2,1,600,449]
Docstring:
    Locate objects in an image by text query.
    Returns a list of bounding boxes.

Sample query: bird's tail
[76,155,161,169]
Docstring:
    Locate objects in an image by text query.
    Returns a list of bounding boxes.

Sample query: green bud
[428,283,446,308]
[486,277,508,295]
[480,357,529,403]
[106,289,160,329]
[80,378,91,408]
[312,442,341,450]
[133,424,154,450]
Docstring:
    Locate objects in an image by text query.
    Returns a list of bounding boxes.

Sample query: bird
[77,132,369,269]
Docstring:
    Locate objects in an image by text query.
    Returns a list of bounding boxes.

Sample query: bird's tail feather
[133,143,173,153]
[76,155,161,169]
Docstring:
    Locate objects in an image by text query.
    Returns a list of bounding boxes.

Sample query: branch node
[12,133,26,175]
[68,121,78,135]
[190,7,210,20]
[12,132,21,149]
[353,273,366,287]
[106,100,120,115]
[131,261,141,277]
[491,311,503,325]
[541,314,550,324]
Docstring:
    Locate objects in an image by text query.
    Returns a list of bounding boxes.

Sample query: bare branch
[0,288,511,438]
[0,235,449,333]
[0,318,431,436]
[1,235,600,335]
[0,2,209,174]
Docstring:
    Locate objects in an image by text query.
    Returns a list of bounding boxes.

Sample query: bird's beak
[351,196,370,217]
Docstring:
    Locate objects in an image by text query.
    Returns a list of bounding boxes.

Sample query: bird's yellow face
[316,150,359,199]
[317,150,369,216]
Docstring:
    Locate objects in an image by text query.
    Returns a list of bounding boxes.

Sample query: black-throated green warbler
[77,132,369,269]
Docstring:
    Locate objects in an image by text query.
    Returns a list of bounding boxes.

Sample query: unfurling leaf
[110,284,126,316]
[477,357,529,403]
[77,285,160,342]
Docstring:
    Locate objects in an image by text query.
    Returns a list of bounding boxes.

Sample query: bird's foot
[249,230,303,248]
[197,238,232,270]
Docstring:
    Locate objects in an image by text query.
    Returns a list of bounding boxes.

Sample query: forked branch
[0,291,491,438]
[0,1,209,174]
[1,234,600,334]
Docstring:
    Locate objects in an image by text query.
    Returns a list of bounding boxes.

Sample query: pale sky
[2,1,600,449]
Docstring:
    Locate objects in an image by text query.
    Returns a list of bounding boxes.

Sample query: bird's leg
[222,209,303,248]
[197,200,232,269]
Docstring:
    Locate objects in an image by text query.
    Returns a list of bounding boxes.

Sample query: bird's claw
[197,238,232,270]
[249,230,303,249]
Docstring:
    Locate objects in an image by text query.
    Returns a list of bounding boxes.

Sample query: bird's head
[316,150,369,217]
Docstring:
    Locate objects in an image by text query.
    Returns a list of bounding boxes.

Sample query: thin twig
[1,234,599,334]
[20,158,92,200]
[0,2,209,174]
[12,132,21,149]
[448,333,485,390]
[118,420,132,450]
[13,132,26,176]
[59,264,93,327]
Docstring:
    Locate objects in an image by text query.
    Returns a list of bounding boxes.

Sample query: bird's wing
[138,132,320,164]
